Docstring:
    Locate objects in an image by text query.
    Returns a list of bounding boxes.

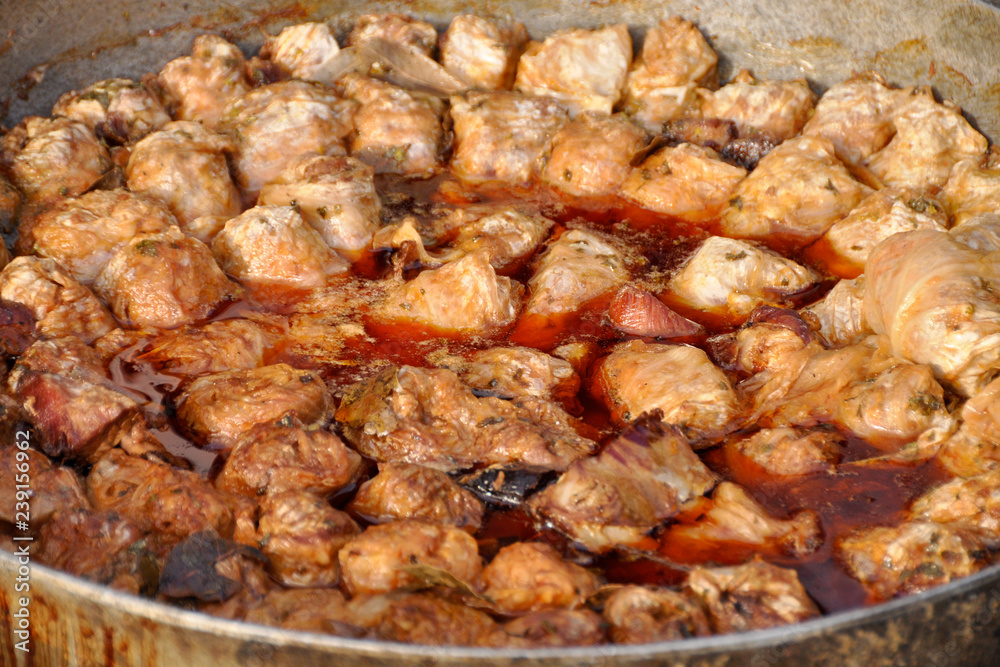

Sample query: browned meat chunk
[256,490,360,587]
[218,81,355,199]
[838,522,985,601]
[0,116,111,204]
[125,121,242,241]
[15,189,178,285]
[260,22,341,80]
[503,609,605,647]
[243,588,356,633]
[514,25,632,116]
[94,227,238,329]
[0,174,21,237]
[687,559,821,633]
[258,154,381,259]
[216,416,360,498]
[348,462,483,532]
[541,112,648,198]
[697,70,816,143]
[529,418,718,552]
[0,256,115,343]
[175,364,330,449]
[337,75,445,177]
[936,376,1000,476]
[603,585,711,643]
[909,470,1000,548]
[372,251,523,337]
[434,346,579,406]
[336,365,596,473]
[595,340,740,438]
[0,446,90,525]
[440,15,528,90]
[212,205,349,292]
[346,13,438,55]
[136,318,270,377]
[720,135,871,244]
[87,449,234,544]
[51,78,171,144]
[725,427,841,476]
[620,143,746,221]
[347,592,513,647]
[942,160,1000,227]
[622,16,717,131]
[479,541,598,614]
[38,509,146,594]
[666,482,822,558]
[338,520,482,595]
[450,91,568,186]
[157,34,251,129]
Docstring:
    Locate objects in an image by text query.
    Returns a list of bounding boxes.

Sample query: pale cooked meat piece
[87,448,234,543]
[863,229,1000,397]
[818,188,949,279]
[838,521,985,601]
[619,143,747,221]
[259,22,341,80]
[595,340,740,438]
[733,307,813,374]
[0,447,90,525]
[136,318,269,377]
[346,13,438,55]
[726,427,841,476]
[522,228,628,322]
[337,74,445,177]
[125,121,242,240]
[373,251,522,336]
[697,70,816,142]
[799,276,871,347]
[256,490,360,588]
[93,227,238,329]
[503,609,605,647]
[801,71,907,166]
[541,112,648,198]
[909,470,1000,548]
[0,256,115,343]
[216,416,361,498]
[608,285,703,339]
[243,588,357,634]
[175,363,330,449]
[951,213,1000,253]
[720,135,871,243]
[529,418,719,552]
[212,205,350,290]
[426,205,555,273]
[0,116,111,203]
[37,509,146,594]
[435,345,580,404]
[450,90,568,185]
[338,520,482,595]
[8,334,108,383]
[348,462,484,532]
[51,78,171,144]
[335,365,596,472]
[479,542,598,613]
[668,236,819,321]
[622,16,717,132]
[515,25,632,117]
[936,375,1000,477]
[669,482,822,557]
[440,15,529,90]
[687,559,820,633]
[346,592,513,647]
[258,154,381,259]
[864,88,988,190]
[941,159,1000,227]
[603,586,711,643]
[15,189,178,285]
[218,81,355,199]
[157,34,251,128]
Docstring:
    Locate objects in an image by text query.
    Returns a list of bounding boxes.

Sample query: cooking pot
[2,1,1000,665]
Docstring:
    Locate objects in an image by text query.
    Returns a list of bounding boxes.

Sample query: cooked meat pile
[3,10,1000,649]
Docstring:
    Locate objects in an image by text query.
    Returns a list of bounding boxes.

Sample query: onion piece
[609,285,702,338]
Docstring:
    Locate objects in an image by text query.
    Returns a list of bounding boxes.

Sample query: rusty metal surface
[2,0,1000,665]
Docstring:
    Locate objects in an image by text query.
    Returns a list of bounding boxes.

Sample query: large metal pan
[2,1,1000,665]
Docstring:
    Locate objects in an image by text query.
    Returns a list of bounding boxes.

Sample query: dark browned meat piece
[479,541,598,614]
[348,462,484,532]
[422,205,555,273]
[0,173,22,236]
[529,418,718,552]
[51,78,171,144]
[157,34,251,129]
[175,364,330,449]
[602,585,711,643]
[336,365,596,472]
[503,609,606,647]
[433,345,580,405]
[0,446,90,525]
[347,592,514,647]
[243,588,358,634]
[216,416,361,498]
